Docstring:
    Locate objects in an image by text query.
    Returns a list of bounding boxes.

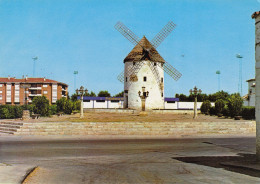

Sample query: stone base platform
[14,121,256,137]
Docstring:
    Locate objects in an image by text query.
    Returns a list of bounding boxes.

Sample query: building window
[0,84,2,87]
[161,78,163,83]
[96,100,105,103]
[133,62,136,65]
[154,62,157,66]
[126,77,127,82]
[143,76,147,82]
[83,100,90,102]
[44,91,48,94]
[111,100,120,103]
[161,63,163,67]
[43,84,48,88]
[0,95,2,100]
[0,91,2,94]
[167,101,175,103]
[161,93,163,97]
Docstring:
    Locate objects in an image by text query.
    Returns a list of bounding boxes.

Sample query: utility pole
[32,57,38,77]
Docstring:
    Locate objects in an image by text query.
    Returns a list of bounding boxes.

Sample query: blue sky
[0,0,259,96]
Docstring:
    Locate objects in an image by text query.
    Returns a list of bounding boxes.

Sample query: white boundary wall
[83,100,124,109]
[83,100,214,110]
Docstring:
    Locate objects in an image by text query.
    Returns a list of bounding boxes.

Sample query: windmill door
[126,95,128,108]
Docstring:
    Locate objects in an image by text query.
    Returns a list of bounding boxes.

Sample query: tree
[114,91,124,97]
[200,100,211,114]
[56,97,74,114]
[215,99,225,114]
[70,93,79,102]
[227,93,243,117]
[88,91,96,97]
[214,90,230,102]
[73,100,81,111]
[32,96,50,116]
[98,90,111,97]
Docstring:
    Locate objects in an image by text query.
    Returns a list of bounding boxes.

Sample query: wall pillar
[252,12,260,160]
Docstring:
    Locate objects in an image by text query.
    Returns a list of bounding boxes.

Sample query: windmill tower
[115,21,182,110]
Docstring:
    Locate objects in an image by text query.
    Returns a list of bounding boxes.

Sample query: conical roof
[124,36,165,63]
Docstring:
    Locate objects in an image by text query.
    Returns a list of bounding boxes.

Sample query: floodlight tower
[216,70,221,91]
[32,56,38,77]
[236,54,243,95]
[74,71,78,91]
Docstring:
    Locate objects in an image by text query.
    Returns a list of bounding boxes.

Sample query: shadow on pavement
[172,153,260,178]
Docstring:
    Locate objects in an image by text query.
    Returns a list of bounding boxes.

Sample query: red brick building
[0,77,68,105]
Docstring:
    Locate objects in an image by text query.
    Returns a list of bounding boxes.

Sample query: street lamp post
[190,86,202,119]
[76,86,88,118]
[138,86,149,111]
[21,84,31,107]
[21,83,31,120]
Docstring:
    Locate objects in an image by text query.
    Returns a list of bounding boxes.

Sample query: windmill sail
[115,21,182,85]
[151,21,176,49]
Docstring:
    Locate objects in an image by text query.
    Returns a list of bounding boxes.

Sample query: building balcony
[29,87,42,90]
[28,94,42,97]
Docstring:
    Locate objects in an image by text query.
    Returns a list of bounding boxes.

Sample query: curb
[21,166,39,184]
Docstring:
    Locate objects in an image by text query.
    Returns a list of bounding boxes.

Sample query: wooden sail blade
[151,21,176,49]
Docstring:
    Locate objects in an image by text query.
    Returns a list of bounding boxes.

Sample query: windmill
[115,21,182,110]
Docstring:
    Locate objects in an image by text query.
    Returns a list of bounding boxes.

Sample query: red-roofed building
[0,77,68,105]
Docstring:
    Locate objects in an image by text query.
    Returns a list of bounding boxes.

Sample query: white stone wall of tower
[254,15,260,160]
[124,60,164,110]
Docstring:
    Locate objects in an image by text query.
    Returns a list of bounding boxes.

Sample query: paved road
[0,136,259,184]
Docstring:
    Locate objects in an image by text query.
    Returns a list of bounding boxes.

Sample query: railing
[29,87,42,90]
[28,94,42,97]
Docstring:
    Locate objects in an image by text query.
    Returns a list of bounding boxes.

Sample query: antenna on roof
[32,56,38,77]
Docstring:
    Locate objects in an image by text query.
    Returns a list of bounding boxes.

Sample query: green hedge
[241,107,255,120]
[0,105,23,119]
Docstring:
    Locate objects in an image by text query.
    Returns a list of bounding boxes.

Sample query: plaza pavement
[0,134,260,183]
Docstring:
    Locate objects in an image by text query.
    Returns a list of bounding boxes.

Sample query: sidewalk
[0,163,36,184]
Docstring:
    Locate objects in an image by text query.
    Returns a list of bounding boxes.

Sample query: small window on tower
[154,62,157,66]
[161,77,163,83]
[143,76,147,82]
[126,77,128,82]
[133,62,136,65]
[161,63,163,67]
[161,93,163,97]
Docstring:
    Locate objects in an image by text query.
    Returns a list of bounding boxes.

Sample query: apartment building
[0,77,68,105]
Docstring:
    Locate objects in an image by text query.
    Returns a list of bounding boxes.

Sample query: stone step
[0,130,14,134]
[0,122,23,126]
[0,124,21,129]
[0,127,18,132]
